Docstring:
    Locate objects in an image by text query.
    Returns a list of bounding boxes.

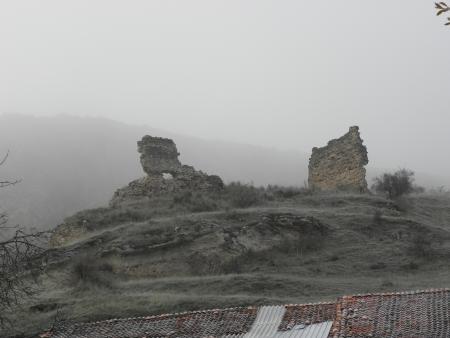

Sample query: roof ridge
[56,302,338,328]
[63,305,259,327]
[340,287,450,299]
[284,301,336,307]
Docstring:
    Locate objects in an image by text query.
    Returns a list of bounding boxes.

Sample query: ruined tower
[138,136,182,176]
[308,126,368,192]
[110,135,224,205]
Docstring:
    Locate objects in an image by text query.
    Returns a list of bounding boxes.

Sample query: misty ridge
[0,113,449,232]
[0,114,307,230]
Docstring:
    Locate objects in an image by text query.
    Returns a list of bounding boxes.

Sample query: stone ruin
[138,136,182,176]
[308,126,368,192]
[110,135,224,205]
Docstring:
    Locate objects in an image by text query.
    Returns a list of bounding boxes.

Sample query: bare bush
[0,152,49,329]
[409,234,435,259]
[371,169,423,199]
[225,182,263,208]
[71,255,114,288]
[172,191,218,212]
[372,209,383,225]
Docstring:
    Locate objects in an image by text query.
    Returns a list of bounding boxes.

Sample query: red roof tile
[331,288,450,338]
[41,288,450,338]
[44,307,258,338]
[279,303,336,331]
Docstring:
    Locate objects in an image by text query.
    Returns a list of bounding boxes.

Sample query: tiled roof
[41,304,334,338]
[331,288,450,338]
[43,307,258,338]
[40,288,450,338]
[280,303,336,331]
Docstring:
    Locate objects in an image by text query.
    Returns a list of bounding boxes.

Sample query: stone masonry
[138,136,182,176]
[308,126,368,192]
[110,135,224,205]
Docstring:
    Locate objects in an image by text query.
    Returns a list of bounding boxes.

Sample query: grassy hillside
[4,188,450,336]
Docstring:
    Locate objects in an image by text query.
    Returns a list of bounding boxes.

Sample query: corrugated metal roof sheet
[244,305,286,337]
[243,306,333,338]
[273,322,333,338]
[238,306,332,338]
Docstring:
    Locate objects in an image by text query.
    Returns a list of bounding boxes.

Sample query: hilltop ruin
[110,135,224,205]
[138,136,182,176]
[51,135,224,246]
[308,126,368,192]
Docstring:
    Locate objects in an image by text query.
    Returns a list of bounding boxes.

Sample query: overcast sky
[1,1,450,177]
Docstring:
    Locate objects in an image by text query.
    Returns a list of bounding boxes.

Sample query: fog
[1,2,450,228]
[0,114,309,229]
[1,1,450,178]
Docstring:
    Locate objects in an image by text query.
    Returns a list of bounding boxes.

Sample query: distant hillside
[0,114,308,230]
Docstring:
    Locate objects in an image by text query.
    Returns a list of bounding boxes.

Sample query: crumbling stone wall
[138,136,181,176]
[110,135,224,205]
[308,126,368,192]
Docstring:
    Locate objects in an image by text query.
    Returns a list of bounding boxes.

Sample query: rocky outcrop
[110,136,224,206]
[308,126,368,192]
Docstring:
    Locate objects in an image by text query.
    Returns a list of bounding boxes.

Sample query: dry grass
[4,191,450,337]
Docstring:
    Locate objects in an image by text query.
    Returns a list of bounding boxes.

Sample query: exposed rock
[308,126,368,192]
[49,220,88,247]
[260,213,328,235]
[110,135,224,206]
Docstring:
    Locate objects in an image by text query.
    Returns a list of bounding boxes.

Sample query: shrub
[394,196,411,212]
[267,185,302,199]
[225,182,263,208]
[372,209,383,225]
[380,279,394,288]
[328,255,339,262]
[266,184,313,200]
[173,191,193,204]
[402,261,419,270]
[409,234,434,258]
[172,191,218,212]
[371,169,423,199]
[369,262,386,270]
[188,195,218,213]
[71,255,113,288]
[275,233,323,255]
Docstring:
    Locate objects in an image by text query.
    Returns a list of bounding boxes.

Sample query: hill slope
[4,188,450,336]
[1,114,449,234]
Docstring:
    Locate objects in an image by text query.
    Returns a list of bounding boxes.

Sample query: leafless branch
[435,2,450,25]
[0,228,50,328]
[0,151,50,330]
[0,151,9,166]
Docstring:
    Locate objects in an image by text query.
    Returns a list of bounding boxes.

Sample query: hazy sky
[1,1,450,177]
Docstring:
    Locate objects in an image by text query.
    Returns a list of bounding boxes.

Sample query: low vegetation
[371,169,424,199]
[5,178,450,337]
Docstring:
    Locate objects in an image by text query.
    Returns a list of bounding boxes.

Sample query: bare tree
[435,2,450,25]
[0,152,49,330]
[371,169,424,199]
